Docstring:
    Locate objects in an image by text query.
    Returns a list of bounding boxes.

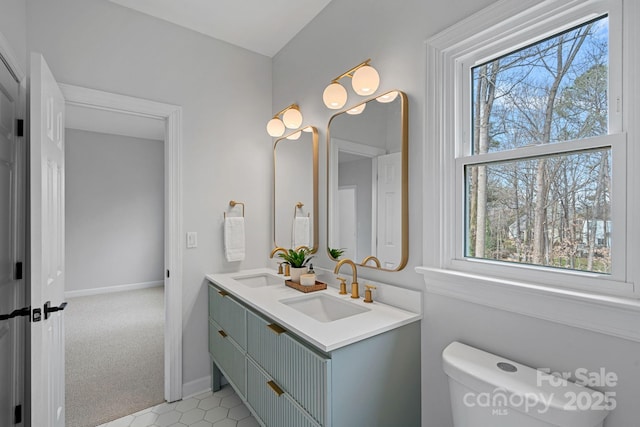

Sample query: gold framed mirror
[327,90,408,271]
[273,126,319,252]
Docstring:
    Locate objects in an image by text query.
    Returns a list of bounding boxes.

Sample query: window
[426,0,634,296]
[466,16,612,274]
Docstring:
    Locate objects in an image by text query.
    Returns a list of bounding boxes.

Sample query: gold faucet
[334,258,359,299]
[270,247,289,275]
[361,255,381,268]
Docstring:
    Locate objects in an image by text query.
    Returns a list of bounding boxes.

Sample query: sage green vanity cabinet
[246,359,318,427]
[208,318,246,398]
[208,286,246,349]
[207,282,421,427]
[246,310,330,426]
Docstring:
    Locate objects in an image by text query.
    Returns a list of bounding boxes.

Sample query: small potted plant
[278,247,314,283]
[328,247,345,260]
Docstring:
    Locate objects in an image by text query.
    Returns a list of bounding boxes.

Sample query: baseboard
[65,280,164,299]
[182,375,212,398]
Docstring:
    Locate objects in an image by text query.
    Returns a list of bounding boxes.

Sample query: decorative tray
[285,280,327,293]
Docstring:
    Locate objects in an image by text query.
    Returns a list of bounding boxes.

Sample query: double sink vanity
[206,87,418,426]
[206,268,421,427]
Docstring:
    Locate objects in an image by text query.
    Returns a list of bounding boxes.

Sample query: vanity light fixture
[322,59,380,110]
[266,104,303,137]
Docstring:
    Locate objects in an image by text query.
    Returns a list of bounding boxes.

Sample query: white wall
[26,0,273,390]
[0,0,26,72]
[273,0,640,426]
[65,129,164,294]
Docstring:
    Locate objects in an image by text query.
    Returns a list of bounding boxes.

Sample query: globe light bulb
[323,82,347,109]
[266,118,285,137]
[346,103,367,115]
[282,108,303,129]
[286,131,302,140]
[352,65,380,96]
[376,91,399,103]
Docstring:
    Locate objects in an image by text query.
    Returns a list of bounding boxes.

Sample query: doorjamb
[59,83,183,402]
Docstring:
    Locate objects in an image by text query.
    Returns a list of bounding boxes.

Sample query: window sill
[415,266,640,343]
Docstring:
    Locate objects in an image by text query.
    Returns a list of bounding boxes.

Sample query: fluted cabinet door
[247,311,330,426]
[209,319,246,398]
[247,360,318,427]
[208,285,246,349]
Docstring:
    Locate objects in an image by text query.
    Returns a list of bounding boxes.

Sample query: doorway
[59,83,183,404]
[63,111,165,425]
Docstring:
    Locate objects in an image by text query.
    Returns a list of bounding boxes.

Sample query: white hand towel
[292,216,310,248]
[224,216,245,262]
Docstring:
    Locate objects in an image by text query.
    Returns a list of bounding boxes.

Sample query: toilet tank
[443,342,611,427]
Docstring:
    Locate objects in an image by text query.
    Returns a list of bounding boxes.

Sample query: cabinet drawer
[209,319,246,398]
[247,359,318,427]
[247,311,329,426]
[208,284,247,349]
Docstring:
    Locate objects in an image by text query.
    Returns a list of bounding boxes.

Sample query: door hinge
[166,269,170,278]
[15,262,22,281]
[32,308,41,322]
[16,119,24,137]
[14,404,22,424]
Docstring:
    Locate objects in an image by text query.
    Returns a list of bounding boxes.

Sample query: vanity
[206,268,421,427]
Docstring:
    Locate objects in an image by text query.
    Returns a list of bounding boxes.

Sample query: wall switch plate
[186,232,197,248]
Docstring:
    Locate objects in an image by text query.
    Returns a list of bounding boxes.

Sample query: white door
[0,54,25,427]
[30,53,66,427]
[376,152,402,269]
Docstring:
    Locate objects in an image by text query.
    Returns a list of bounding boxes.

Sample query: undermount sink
[280,293,370,323]
[232,273,283,288]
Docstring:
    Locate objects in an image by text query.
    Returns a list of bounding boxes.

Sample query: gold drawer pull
[267,380,284,397]
[218,330,227,338]
[218,290,229,297]
[267,323,286,335]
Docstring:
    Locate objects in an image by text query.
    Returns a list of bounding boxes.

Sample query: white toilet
[443,342,611,427]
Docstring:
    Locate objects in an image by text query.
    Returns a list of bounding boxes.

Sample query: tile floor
[98,385,260,427]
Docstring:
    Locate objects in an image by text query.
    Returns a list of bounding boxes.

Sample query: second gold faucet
[334,258,359,298]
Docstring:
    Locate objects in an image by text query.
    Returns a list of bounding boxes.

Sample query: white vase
[289,267,307,283]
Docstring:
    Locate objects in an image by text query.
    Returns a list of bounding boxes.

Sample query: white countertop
[205,268,422,352]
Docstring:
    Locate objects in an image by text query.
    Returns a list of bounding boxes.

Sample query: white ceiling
[108,0,334,57]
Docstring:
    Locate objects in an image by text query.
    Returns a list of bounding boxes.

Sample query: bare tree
[532,25,593,264]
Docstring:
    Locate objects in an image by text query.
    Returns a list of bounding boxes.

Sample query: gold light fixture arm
[272,103,299,119]
[331,59,372,83]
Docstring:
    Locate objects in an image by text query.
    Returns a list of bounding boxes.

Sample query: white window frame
[419,0,640,337]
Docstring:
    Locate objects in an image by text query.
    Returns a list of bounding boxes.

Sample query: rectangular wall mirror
[274,126,319,252]
[327,90,408,271]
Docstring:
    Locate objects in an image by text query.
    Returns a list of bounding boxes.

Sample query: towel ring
[224,200,245,218]
[293,202,310,219]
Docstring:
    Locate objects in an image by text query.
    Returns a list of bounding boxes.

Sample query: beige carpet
[65,286,164,427]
